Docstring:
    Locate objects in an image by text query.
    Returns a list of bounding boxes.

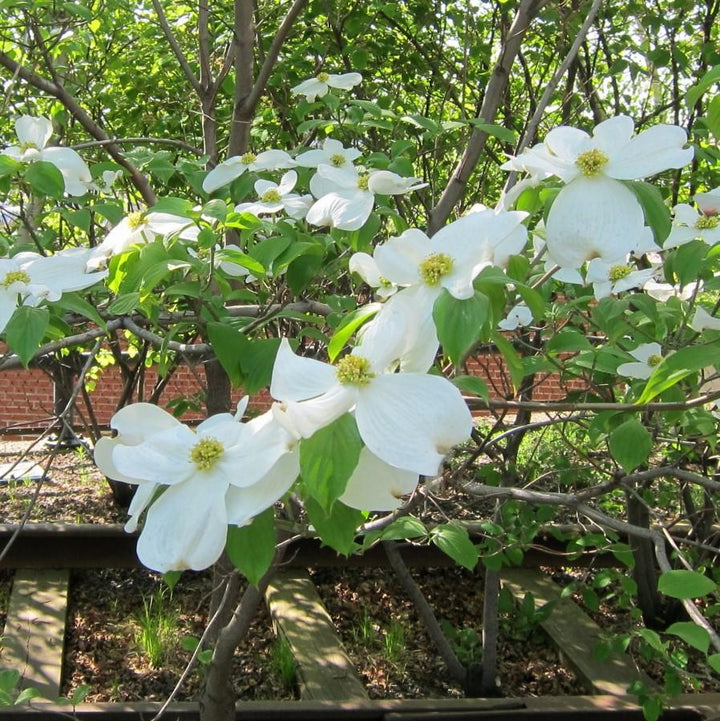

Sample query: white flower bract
[94,402,299,572]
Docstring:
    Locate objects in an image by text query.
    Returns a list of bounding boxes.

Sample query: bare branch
[150,0,202,95]
[73,137,203,156]
[0,51,157,205]
[503,0,604,195]
[428,0,545,233]
[465,392,720,413]
[243,0,309,122]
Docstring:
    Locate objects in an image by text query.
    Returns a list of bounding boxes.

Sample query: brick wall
[0,349,587,438]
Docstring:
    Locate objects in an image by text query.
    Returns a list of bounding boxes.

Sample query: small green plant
[268,636,296,692]
[441,620,483,666]
[383,620,407,668]
[351,607,376,646]
[0,670,41,705]
[498,589,555,642]
[133,588,179,668]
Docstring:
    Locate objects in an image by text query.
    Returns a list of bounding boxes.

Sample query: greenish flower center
[356,175,369,191]
[608,264,632,283]
[419,253,454,286]
[696,215,719,230]
[317,72,330,83]
[336,355,374,386]
[2,270,30,288]
[330,153,347,167]
[241,152,257,165]
[379,276,393,288]
[19,141,39,152]
[647,353,663,367]
[126,211,144,230]
[190,436,224,472]
[576,148,609,177]
[261,188,282,203]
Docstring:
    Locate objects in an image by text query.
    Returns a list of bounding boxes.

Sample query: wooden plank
[265,569,368,701]
[500,568,656,696]
[2,568,70,699]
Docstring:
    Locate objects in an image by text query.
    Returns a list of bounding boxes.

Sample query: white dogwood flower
[2,115,92,195]
[291,71,362,102]
[339,446,419,511]
[617,343,665,380]
[235,170,313,219]
[665,200,720,249]
[352,209,527,371]
[306,165,425,231]
[690,307,720,332]
[202,149,294,193]
[0,248,107,333]
[498,303,533,331]
[94,401,299,572]
[89,211,197,267]
[545,176,656,269]
[584,258,656,299]
[270,338,472,477]
[294,138,362,171]
[503,115,693,183]
[694,187,720,215]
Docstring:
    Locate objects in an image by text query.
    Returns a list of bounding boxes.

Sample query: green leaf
[636,344,720,404]
[465,119,517,144]
[328,303,381,362]
[304,496,363,555]
[107,292,140,316]
[0,154,21,178]
[638,628,665,653]
[14,687,41,705]
[433,289,490,364]
[708,653,720,674]
[226,508,276,586]
[666,622,710,653]
[4,306,49,366]
[378,517,427,541]
[491,331,524,390]
[91,202,125,225]
[430,523,479,570]
[206,321,245,386]
[547,329,592,354]
[687,64,720,109]
[201,198,228,221]
[152,196,193,216]
[218,247,265,277]
[608,418,652,473]
[300,413,363,512]
[453,375,489,403]
[658,570,716,599]
[63,208,91,232]
[162,571,182,591]
[287,252,324,294]
[52,292,106,329]
[705,95,720,140]
[25,161,65,197]
[624,181,671,244]
[0,670,19,694]
[401,113,442,135]
[238,337,280,394]
[642,695,663,721]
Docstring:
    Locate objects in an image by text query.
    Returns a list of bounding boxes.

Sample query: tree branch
[428,0,545,234]
[0,51,157,205]
[503,0,604,195]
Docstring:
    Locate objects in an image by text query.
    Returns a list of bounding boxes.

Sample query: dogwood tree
[1,1,720,719]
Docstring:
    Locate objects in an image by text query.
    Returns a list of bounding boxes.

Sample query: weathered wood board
[265,569,368,701]
[2,568,70,699]
[500,568,656,696]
